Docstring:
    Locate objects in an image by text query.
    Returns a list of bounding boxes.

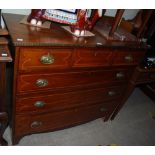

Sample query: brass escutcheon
[40,54,54,64]
[108,91,116,96]
[34,101,45,107]
[30,121,42,128]
[124,55,133,63]
[36,79,48,87]
[116,72,125,79]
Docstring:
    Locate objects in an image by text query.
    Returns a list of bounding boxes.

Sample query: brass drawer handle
[116,72,125,79]
[100,107,107,112]
[31,121,42,128]
[108,91,116,96]
[34,101,45,107]
[36,79,48,87]
[40,54,54,64]
[124,55,133,63]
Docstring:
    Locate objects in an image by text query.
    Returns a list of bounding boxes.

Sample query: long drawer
[17,69,131,93]
[14,102,115,136]
[16,85,126,114]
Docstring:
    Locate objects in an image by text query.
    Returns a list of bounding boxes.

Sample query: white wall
[2,9,31,15]
[1,9,30,27]
[105,9,139,20]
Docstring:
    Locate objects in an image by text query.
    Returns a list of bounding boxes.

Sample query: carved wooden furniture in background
[109,9,125,37]
[136,10,154,38]
[3,13,149,145]
[138,10,155,102]
[98,9,154,41]
[0,37,12,145]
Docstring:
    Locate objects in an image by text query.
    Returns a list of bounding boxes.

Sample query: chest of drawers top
[3,13,149,50]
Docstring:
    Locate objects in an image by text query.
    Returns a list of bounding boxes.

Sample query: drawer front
[73,48,113,67]
[17,70,131,93]
[112,50,145,66]
[16,86,126,113]
[14,102,115,135]
[18,48,73,71]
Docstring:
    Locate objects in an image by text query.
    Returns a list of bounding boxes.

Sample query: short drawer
[18,47,73,71]
[17,69,131,93]
[112,50,145,66]
[73,48,113,67]
[16,86,126,113]
[14,102,115,135]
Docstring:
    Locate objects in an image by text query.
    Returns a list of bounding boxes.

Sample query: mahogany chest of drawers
[3,13,148,145]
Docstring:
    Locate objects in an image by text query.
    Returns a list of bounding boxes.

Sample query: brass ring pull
[36,79,48,87]
[31,121,42,128]
[40,54,54,64]
[116,72,125,79]
[34,101,45,107]
[124,55,133,63]
[108,91,116,96]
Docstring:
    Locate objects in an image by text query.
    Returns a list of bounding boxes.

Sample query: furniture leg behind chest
[0,38,12,145]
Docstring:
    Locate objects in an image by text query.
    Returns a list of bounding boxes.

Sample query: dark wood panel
[0,42,12,145]
[140,83,155,102]
[0,63,6,111]
[0,63,8,146]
